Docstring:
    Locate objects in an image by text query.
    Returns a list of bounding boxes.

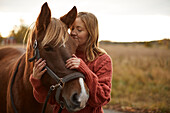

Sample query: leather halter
[29,40,85,106]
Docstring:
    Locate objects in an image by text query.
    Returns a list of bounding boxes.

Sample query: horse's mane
[25,18,69,63]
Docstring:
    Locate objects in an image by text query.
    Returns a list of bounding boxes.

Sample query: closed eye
[77,29,82,32]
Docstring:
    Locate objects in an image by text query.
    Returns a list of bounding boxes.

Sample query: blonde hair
[78,12,106,62]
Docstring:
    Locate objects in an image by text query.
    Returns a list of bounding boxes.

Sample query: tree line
[0,20,28,44]
[9,24,28,43]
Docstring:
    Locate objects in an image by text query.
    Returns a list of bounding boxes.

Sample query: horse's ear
[36,2,51,32]
[60,6,77,28]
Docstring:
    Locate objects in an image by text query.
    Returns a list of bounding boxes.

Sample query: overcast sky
[1,0,170,15]
[0,0,170,42]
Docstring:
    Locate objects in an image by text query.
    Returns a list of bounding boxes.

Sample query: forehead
[72,17,85,28]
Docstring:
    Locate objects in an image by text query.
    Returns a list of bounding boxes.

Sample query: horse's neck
[22,53,34,88]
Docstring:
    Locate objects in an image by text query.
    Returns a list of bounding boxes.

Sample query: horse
[0,2,89,113]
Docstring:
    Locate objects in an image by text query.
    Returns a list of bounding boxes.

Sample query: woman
[30,12,113,113]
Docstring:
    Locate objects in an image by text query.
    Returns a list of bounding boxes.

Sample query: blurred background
[0,0,170,112]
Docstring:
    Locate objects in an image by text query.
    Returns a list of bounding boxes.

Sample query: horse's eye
[44,45,53,51]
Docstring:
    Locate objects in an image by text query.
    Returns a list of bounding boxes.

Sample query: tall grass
[100,44,170,112]
[1,43,169,112]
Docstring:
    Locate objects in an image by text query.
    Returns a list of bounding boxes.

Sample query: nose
[71,29,77,36]
[70,92,88,109]
[71,93,81,107]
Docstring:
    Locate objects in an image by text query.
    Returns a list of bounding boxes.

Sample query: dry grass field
[100,43,170,113]
[1,43,170,113]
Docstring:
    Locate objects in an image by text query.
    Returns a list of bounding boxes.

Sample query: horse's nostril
[71,93,80,106]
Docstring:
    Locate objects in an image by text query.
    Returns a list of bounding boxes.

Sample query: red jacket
[30,52,113,113]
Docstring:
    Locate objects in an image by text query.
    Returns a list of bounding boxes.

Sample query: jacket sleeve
[29,74,56,105]
[77,54,113,107]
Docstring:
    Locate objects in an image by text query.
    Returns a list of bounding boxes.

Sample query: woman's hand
[32,58,47,79]
[65,54,80,69]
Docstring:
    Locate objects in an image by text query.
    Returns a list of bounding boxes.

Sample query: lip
[71,35,78,39]
[72,37,78,40]
[66,105,84,112]
[64,99,85,112]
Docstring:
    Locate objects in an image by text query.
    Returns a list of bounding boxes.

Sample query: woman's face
[70,17,89,50]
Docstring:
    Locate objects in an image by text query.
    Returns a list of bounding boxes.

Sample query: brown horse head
[27,2,89,112]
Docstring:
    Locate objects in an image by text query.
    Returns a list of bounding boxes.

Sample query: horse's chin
[65,104,85,112]
[63,99,85,112]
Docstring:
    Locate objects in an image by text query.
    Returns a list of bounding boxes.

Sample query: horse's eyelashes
[44,45,53,51]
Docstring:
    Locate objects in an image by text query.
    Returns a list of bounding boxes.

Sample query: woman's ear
[36,2,51,32]
[60,6,77,28]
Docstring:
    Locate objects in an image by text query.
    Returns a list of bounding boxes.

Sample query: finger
[35,58,42,67]
[33,67,47,79]
[39,68,47,76]
[39,62,46,71]
[66,57,78,62]
[66,60,80,68]
[72,54,77,58]
[65,62,73,68]
[66,62,79,69]
[65,60,76,68]
[66,62,77,68]
[37,60,46,69]
[32,69,40,79]
[66,58,74,63]
[69,58,80,64]
[66,58,78,63]
[65,62,70,68]
[70,65,79,69]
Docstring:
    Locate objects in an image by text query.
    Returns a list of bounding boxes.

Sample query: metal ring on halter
[58,78,65,89]
[50,80,65,91]
[60,101,64,109]
[50,84,59,91]
[33,40,38,49]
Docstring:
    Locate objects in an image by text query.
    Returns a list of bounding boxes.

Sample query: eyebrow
[76,26,81,28]
[76,26,84,29]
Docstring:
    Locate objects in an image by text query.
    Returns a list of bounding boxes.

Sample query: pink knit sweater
[30,52,113,113]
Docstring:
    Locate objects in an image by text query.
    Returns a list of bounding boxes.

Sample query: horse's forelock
[41,18,69,47]
[25,18,70,64]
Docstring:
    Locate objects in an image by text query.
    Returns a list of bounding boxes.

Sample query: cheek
[79,33,89,44]
[83,31,89,42]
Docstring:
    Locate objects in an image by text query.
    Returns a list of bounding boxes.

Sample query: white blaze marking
[78,78,88,108]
